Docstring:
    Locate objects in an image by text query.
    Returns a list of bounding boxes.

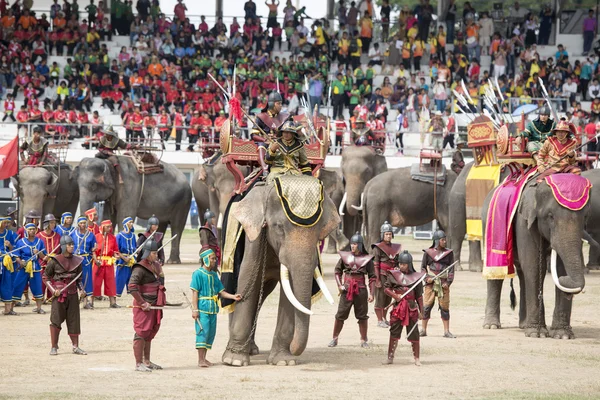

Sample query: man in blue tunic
[13,223,47,314]
[116,217,136,302]
[1,215,18,315]
[70,215,97,309]
[190,246,241,368]
[55,212,75,236]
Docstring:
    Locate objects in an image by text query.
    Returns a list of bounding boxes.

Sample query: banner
[0,135,18,180]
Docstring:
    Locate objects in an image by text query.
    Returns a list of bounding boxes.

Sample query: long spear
[157,234,178,253]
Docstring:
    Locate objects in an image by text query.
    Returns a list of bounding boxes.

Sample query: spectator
[583,9,597,56]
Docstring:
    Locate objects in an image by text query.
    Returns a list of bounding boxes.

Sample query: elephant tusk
[217,212,224,229]
[350,192,364,211]
[339,192,347,216]
[550,249,582,294]
[280,265,313,316]
[314,267,335,305]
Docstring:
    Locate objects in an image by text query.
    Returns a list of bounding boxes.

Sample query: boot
[49,325,60,355]
[70,334,87,355]
[412,341,421,366]
[358,320,369,348]
[382,337,398,365]
[144,340,162,369]
[258,146,269,178]
[328,320,344,347]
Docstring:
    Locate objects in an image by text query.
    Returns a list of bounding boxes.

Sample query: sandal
[72,347,87,355]
[146,362,162,370]
[3,310,18,316]
[135,364,152,372]
[83,303,93,310]
[49,347,58,356]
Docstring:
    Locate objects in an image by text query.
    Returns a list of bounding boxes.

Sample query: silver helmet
[380,221,394,240]
[203,209,216,224]
[43,213,57,229]
[147,215,159,230]
[397,250,415,272]
[432,229,446,248]
[60,235,74,253]
[350,231,364,253]
[267,91,283,109]
[141,239,159,260]
[538,105,551,116]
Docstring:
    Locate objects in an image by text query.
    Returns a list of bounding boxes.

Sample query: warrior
[136,215,164,264]
[43,235,87,355]
[129,239,165,372]
[428,110,445,152]
[36,214,61,298]
[372,221,402,328]
[265,120,312,184]
[328,232,375,348]
[1,215,18,315]
[352,118,375,146]
[93,220,119,308]
[55,212,75,236]
[85,207,100,235]
[19,126,48,166]
[518,105,556,159]
[95,125,136,184]
[420,230,456,338]
[199,209,220,266]
[191,246,241,368]
[16,209,41,239]
[116,217,136,299]
[6,207,18,231]
[252,91,291,177]
[450,137,466,175]
[13,222,47,314]
[536,119,581,182]
[70,215,98,309]
[383,250,424,366]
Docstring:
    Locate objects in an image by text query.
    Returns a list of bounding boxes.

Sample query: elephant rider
[95,125,137,184]
[450,137,466,175]
[1,214,18,315]
[136,215,164,265]
[352,118,375,146]
[536,119,581,183]
[420,229,456,338]
[43,235,87,356]
[19,126,48,166]
[372,221,402,328]
[70,215,98,310]
[517,105,556,160]
[129,239,166,372]
[36,214,61,298]
[55,212,75,236]
[428,111,445,153]
[93,220,119,309]
[328,231,375,349]
[17,209,41,239]
[191,245,242,368]
[85,207,100,235]
[253,92,291,177]
[199,209,220,267]
[116,217,136,300]
[265,120,312,184]
[383,250,424,366]
[13,222,47,314]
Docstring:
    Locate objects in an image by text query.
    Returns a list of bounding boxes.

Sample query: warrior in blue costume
[55,212,75,236]
[116,217,137,301]
[0,215,18,315]
[13,223,47,314]
[70,215,97,309]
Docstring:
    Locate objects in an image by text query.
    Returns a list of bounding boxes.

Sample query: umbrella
[250,107,262,115]
[512,104,538,117]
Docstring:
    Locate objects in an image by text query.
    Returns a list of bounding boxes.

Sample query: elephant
[339,146,388,243]
[481,172,590,339]
[12,165,79,223]
[221,178,339,366]
[75,156,191,263]
[362,167,458,248]
[318,168,349,253]
[581,169,600,269]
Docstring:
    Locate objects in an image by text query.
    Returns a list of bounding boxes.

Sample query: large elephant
[481,173,589,338]
[339,146,387,242]
[362,167,458,248]
[75,156,191,263]
[12,166,79,222]
[582,169,600,269]
[222,178,339,366]
[318,168,348,253]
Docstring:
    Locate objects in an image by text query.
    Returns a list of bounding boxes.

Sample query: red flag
[0,135,19,180]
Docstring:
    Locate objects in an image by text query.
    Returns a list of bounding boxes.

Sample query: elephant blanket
[544,174,592,211]
[484,167,538,280]
[274,176,324,227]
[465,164,502,241]
[409,163,447,186]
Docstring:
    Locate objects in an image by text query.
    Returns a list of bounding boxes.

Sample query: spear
[538,77,560,123]
[233,64,237,96]
[157,234,178,253]
[461,80,475,105]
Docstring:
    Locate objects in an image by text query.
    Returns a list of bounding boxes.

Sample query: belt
[199,295,219,302]
[99,256,115,266]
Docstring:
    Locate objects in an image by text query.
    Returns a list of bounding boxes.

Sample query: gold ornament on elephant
[220,118,232,154]
[496,125,509,155]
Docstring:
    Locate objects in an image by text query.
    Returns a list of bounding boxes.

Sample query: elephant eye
[547,212,554,220]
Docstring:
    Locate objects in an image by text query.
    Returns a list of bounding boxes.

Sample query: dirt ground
[1,233,600,400]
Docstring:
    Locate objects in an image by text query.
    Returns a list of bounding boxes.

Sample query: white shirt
[562,82,577,96]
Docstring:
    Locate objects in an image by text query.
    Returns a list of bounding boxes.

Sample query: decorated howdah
[467,115,496,147]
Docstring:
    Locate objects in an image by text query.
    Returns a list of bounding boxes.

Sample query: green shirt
[190,267,224,314]
[332,79,345,95]
[350,89,361,104]
[354,68,364,81]
[520,118,556,142]
[365,68,374,79]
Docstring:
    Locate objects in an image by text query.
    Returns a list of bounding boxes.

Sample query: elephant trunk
[550,235,585,294]
[345,177,365,217]
[279,263,314,356]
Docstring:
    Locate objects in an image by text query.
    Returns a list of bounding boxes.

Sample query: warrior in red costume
[129,239,165,372]
[328,232,375,348]
[93,220,119,308]
[198,209,220,266]
[43,235,87,356]
[84,207,100,235]
[372,221,402,328]
[36,214,61,299]
[383,250,424,366]
[420,230,455,338]
[19,126,48,166]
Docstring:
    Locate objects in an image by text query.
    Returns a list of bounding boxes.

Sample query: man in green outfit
[517,105,556,159]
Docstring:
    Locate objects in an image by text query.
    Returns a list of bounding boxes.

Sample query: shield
[496,124,509,155]
[220,118,232,154]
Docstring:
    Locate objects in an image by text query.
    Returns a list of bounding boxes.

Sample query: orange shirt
[148,63,164,77]
[1,15,15,28]
[53,17,66,29]
[18,15,36,29]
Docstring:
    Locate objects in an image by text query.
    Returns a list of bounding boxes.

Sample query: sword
[126,305,188,310]
[44,271,83,304]
[157,234,177,253]
[129,230,157,260]
[0,245,27,257]
[538,77,560,123]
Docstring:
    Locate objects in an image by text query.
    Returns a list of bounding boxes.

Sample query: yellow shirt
[350,38,362,57]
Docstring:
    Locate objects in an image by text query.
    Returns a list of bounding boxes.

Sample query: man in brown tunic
[372,221,402,328]
[43,235,87,356]
[199,209,220,266]
[129,239,166,372]
[328,232,375,348]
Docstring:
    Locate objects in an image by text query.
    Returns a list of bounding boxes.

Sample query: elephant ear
[232,187,267,242]
[197,165,207,182]
[519,184,538,231]
[318,197,342,241]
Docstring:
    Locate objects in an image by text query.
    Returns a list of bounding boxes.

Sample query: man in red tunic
[129,239,165,372]
[85,208,100,235]
[37,214,61,299]
[93,220,119,308]
[372,221,402,328]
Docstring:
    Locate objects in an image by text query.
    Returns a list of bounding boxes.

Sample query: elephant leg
[483,280,503,329]
[468,241,483,272]
[267,285,298,366]
[248,278,279,356]
[324,235,338,254]
[519,241,549,338]
[587,234,600,270]
[550,257,575,339]
[166,202,189,264]
[516,266,526,329]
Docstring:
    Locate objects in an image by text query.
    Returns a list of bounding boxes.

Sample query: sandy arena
[1,233,600,400]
